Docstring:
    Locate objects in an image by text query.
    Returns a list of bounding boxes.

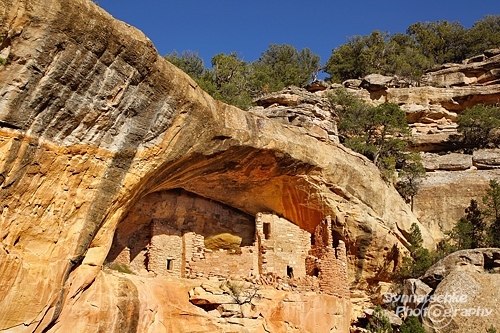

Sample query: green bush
[329,87,424,186]
[223,281,261,305]
[484,179,500,247]
[457,104,500,148]
[487,326,497,333]
[447,199,485,250]
[367,306,393,333]
[400,316,426,333]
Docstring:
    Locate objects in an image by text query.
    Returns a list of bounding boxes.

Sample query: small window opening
[332,230,342,248]
[311,234,316,246]
[287,266,294,278]
[263,223,271,240]
[166,259,174,271]
[312,267,319,277]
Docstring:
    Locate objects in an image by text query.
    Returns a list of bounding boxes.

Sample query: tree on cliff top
[165,50,205,78]
[325,15,500,83]
[328,87,421,183]
[250,43,321,93]
[324,30,431,83]
[210,52,253,109]
[165,44,321,109]
[406,20,467,64]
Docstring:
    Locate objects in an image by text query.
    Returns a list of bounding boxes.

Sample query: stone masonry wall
[107,189,255,276]
[149,221,183,277]
[183,231,205,277]
[307,217,349,298]
[189,247,257,278]
[121,189,255,246]
[107,195,348,298]
[256,213,312,278]
[107,223,151,275]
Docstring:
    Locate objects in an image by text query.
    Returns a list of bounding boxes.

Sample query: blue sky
[98,0,500,69]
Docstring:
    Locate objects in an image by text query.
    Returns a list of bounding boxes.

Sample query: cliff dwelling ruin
[107,189,349,298]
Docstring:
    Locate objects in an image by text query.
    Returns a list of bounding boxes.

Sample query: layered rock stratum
[421,249,500,332]
[2,0,500,331]
[0,0,435,332]
[252,51,500,243]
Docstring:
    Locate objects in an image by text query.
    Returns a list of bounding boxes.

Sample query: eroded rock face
[250,86,338,143]
[422,248,500,288]
[0,0,430,332]
[413,170,500,242]
[419,249,500,333]
[422,50,500,87]
[373,250,500,333]
[421,152,473,171]
[414,150,500,241]
[473,149,500,169]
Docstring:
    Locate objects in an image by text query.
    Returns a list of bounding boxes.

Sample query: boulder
[249,102,338,142]
[422,52,500,87]
[343,79,362,89]
[422,248,500,288]
[304,80,329,92]
[421,152,472,171]
[189,286,235,306]
[364,308,402,327]
[218,303,241,317]
[473,149,500,169]
[253,86,326,107]
[377,249,500,333]
[484,48,500,58]
[250,86,339,141]
[401,278,433,309]
[402,104,430,123]
[361,74,396,90]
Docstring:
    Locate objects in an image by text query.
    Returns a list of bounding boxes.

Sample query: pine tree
[484,179,500,247]
[397,223,433,279]
[328,88,421,183]
[400,316,426,333]
[396,153,426,211]
[448,199,485,249]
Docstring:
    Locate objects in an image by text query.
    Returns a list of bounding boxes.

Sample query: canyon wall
[253,54,500,243]
[0,0,431,331]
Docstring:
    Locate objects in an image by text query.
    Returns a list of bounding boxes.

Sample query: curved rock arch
[0,0,435,331]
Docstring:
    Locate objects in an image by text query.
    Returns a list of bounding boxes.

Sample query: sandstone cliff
[0,0,431,332]
[252,52,500,243]
[421,249,500,332]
